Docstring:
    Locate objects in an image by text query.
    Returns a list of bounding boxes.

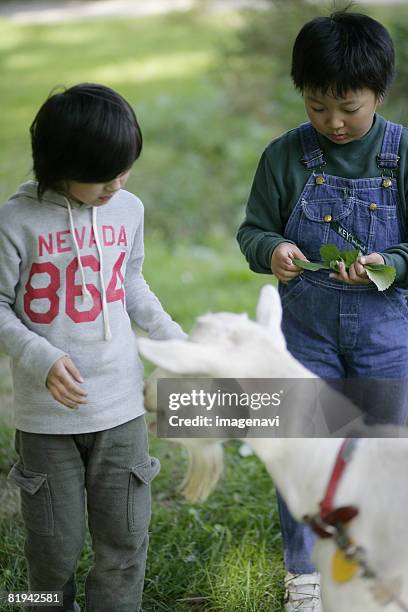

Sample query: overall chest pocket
[353,196,401,251]
[297,196,363,260]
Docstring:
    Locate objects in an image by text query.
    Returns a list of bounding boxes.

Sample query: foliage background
[0,1,407,610]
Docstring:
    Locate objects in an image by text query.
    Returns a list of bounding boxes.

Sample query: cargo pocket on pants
[127,456,160,540]
[8,463,54,536]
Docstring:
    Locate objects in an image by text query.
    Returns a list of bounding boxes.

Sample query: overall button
[369,202,378,211]
[323,214,332,222]
[382,178,392,188]
[315,175,326,185]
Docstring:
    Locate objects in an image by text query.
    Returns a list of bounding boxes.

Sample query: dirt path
[0,0,262,23]
[0,0,402,24]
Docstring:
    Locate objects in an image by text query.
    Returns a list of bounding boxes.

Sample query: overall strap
[377,121,403,170]
[298,122,326,170]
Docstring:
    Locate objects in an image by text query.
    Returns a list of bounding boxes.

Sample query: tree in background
[221,0,408,126]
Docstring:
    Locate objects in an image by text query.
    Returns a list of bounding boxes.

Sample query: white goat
[139,285,408,612]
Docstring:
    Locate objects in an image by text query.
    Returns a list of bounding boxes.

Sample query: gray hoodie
[0,181,185,434]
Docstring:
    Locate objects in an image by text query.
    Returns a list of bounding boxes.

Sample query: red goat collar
[304,438,359,538]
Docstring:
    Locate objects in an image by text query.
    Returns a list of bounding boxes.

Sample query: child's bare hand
[329,252,385,285]
[271,242,309,283]
[46,356,88,409]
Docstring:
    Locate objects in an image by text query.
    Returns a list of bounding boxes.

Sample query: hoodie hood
[12,180,93,209]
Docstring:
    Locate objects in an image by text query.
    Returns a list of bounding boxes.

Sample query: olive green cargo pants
[8,416,160,612]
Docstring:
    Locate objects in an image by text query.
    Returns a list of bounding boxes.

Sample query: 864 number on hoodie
[23,253,126,324]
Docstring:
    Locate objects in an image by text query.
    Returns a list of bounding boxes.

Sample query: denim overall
[276,120,408,573]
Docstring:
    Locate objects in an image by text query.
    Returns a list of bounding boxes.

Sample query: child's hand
[271,242,309,283]
[46,356,88,409]
[329,252,385,285]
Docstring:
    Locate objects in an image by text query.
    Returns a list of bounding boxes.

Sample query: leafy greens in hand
[292,244,396,291]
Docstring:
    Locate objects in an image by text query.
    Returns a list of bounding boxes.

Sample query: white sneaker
[284,572,323,611]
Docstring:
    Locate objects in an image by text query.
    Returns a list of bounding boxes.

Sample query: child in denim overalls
[237,9,408,611]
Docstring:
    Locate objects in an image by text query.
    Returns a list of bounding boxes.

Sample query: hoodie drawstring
[92,206,112,341]
[64,197,112,341]
[65,198,92,303]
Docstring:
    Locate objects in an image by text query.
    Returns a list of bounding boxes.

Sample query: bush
[388,20,408,124]
[219,0,323,127]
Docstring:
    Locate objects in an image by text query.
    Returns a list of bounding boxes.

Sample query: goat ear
[256,285,286,348]
[138,337,221,375]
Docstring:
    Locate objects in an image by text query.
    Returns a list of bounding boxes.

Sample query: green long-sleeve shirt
[237,114,408,287]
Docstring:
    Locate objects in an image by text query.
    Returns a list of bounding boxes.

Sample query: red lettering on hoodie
[102,225,115,246]
[38,234,53,256]
[38,225,127,256]
[56,230,71,253]
[117,226,128,247]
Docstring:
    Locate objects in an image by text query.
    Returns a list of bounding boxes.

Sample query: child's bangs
[70,117,139,183]
[312,76,367,99]
[302,54,377,99]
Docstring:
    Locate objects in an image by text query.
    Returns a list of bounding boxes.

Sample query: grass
[143,441,285,611]
[142,236,270,336]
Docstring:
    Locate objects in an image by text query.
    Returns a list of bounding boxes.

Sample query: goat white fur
[139,285,408,612]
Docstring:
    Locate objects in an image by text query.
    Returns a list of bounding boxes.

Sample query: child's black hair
[30,83,143,197]
[291,9,395,99]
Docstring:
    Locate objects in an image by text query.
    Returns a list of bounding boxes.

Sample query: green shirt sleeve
[380,128,408,288]
[236,150,295,274]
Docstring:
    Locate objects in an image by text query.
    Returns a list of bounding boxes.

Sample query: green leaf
[292,247,397,292]
[292,258,328,271]
[363,263,389,271]
[364,264,396,291]
[339,249,359,269]
[319,244,341,264]
[330,259,341,272]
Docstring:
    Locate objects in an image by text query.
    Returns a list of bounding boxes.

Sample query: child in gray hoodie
[0,83,186,612]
